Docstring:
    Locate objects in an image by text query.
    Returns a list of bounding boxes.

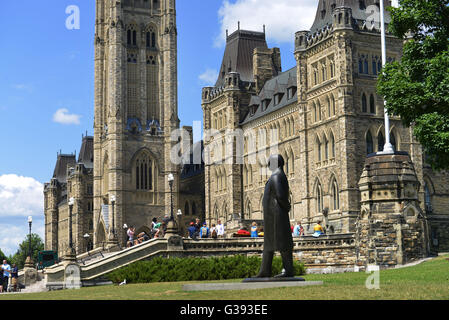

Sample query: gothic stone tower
[93,0,179,247]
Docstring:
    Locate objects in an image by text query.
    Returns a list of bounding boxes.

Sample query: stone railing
[44,233,358,289]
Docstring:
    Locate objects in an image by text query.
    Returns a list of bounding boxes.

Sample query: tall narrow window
[366,131,374,154]
[370,94,375,114]
[330,132,335,158]
[378,131,385,152]
[317,137,322,162]
[316,183,323,213]
[185,202,190,216]
[135,154,154,191]
[332,179,340,210]
[390,132,397,151]
[362,93,367,113]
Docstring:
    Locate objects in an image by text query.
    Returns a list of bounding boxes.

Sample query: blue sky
[0,0,322,255]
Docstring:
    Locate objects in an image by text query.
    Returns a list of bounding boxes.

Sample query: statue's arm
[272,174,291,212]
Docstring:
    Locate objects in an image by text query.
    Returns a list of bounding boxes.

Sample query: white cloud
[0,174,45,256]
[215,0,317,47]
[0,175,44,218]
[53,108,81,125]
[199,68,219,86]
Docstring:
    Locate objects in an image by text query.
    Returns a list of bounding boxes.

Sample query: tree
[9,234,44,269]
[0,248,6,262]
[377,0,449,170]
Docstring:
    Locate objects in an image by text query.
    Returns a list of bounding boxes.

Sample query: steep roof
[53,154,76,183]
[215,29,268,87]
[241,66,297,125]
[78,136,94,169]
[310,0,392,33]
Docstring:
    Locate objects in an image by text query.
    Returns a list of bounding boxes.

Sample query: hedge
[106,255,306,284]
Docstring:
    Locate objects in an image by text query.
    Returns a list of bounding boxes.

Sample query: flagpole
[379,0,394,154]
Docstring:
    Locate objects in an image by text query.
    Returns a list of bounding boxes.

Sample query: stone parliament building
[44,0,449,264]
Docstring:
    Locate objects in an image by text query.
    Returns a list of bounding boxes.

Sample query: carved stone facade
[202,0,449,253]
[44,0,183,255]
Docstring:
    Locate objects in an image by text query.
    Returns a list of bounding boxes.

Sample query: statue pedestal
[23,256,38,288]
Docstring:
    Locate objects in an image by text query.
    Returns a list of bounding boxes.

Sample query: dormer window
[262,99,271,111]
[274,93,283,106]
[287,86,297,100]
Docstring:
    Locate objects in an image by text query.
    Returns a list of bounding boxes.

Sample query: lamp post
[83,233,90,253]
[379,0,394,155]
[65,197,77,261]
[165,173,178,238]
[168,174,174,220]
[24,216,34,268]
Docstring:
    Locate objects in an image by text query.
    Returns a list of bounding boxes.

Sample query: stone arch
[135,225,152,237]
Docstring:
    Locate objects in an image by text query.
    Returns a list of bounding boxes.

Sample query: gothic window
[135,153,154,191]
[372,59,378,76]
[146,54,159,120]
[370,94,376,114]
[325,136,329,160]
[331,95,336,116]
[359,59,363,74]
[331,179,340,211]
[366,131,374,154]
[317,136,322,162]
[424,180,433,213]
[329,132,336,159]
[391,132,397,151]
[316,182,323,213]
[318,101,322,121]
[364,58,369,74]
[321,63,327,82]
[146,30,157,49]
[362,93,367,113]
[378,131,385,152]
[313,103,317,123]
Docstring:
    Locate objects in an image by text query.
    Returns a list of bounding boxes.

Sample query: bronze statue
[255,154,294,278]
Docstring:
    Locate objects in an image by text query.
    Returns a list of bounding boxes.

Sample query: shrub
[106,255,306,284]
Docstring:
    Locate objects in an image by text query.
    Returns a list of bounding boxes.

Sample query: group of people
[290,221,326,238]
[188,218,225,240]
[125,215,171,248]
[0,260,18,293]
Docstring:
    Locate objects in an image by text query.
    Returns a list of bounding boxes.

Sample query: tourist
[1,260,11,293]
[188,222,197,239]
[251,222,259,238]
[194,218,201,233]
[216,219,225,238]
[153,222,162,238]
[210,224,218,239]
[200,223,210,239]
[127,226,135,247]
[313,221,324,238]
[151,218,158,238]
[10,264,18,292]
[137,232,150,244]
[293,222,304,237]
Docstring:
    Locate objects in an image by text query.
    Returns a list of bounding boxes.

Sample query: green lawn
[1,255,448,300]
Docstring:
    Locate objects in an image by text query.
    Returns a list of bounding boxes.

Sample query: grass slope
[1,255,448,300]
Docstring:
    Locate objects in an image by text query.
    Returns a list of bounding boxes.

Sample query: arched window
[370,94,375,114]
[364,59,369,74]
[329,132,336,159]
[313,103,317,122]
[318,102,322,121]
[390,132,397,151]
[331,179,340,211]
[362,93,367,113]
[327,97,331,118]
[316,182,323,213]
[192,202,197,216]
[135,153,154,191]
[325,136,329,160]
[366,131,374,154]
[317,137,322,162]
[359,59,363,74]
[378,131,385,152]
[331,95,336,116]
[184,202,190,216]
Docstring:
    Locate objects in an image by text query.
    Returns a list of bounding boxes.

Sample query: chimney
[253,47,282,93]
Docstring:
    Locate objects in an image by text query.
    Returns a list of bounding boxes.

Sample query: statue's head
[268,154,285,172]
